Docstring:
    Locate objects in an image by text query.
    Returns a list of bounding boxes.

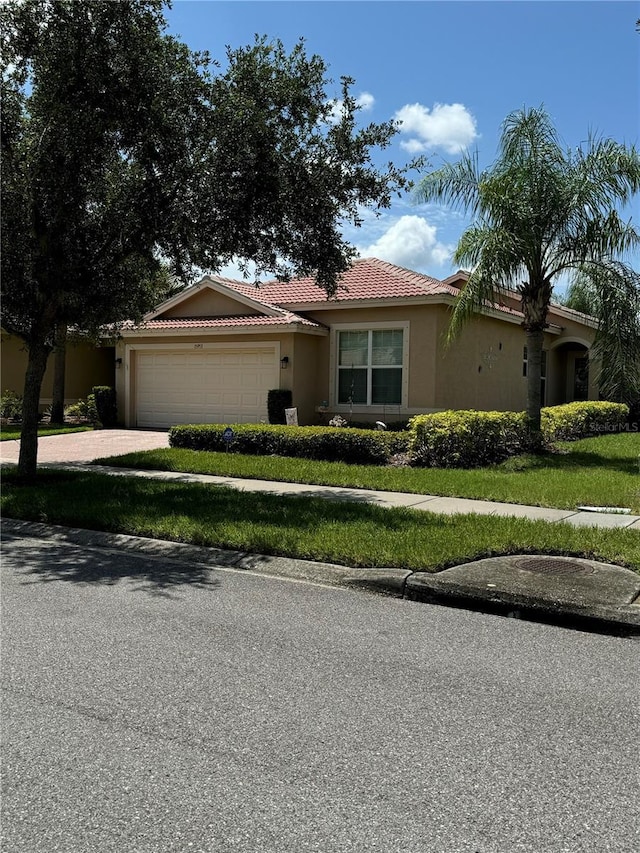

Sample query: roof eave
[275,293,460,311]
[119,321,328,338]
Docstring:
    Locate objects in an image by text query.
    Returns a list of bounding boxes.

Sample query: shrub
[92,386,118,428]
[0,390,23,420]
[541,401,629,441]
[64,395,99,425]
[169,423,408,465]
[267,389,292,425]
[408,410,529,468]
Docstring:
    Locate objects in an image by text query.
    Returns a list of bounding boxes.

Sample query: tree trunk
[525,327,544,450]
[50,323,67,424]
[18,340,51,479]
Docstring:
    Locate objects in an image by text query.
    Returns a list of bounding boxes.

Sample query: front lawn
[2,468,638,573]
[0,424,92,441]
[95,432,640,513]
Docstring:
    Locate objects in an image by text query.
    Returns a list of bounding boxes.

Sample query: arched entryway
[547,339,592,406]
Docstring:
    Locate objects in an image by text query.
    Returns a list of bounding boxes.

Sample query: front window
[337,329,403,405]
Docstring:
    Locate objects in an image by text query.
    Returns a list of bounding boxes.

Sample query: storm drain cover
[515,557,595,576]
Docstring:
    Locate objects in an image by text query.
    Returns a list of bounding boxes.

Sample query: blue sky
[165,1,639,286]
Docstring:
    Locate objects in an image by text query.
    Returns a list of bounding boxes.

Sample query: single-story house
[113,257,598,428]
[1,258,598,427]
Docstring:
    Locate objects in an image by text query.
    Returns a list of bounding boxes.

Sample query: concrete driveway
[0,429,169,464]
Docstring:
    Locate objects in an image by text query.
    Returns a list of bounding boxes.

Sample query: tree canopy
[1,0,409,475]
[414,106,640,440]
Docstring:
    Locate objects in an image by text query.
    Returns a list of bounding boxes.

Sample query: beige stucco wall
[161,288,261,318]
[301,301,598,420]
[432,306,597,412]
[433,310,529,411]
[1,332,114,409]
[289,333,324,424]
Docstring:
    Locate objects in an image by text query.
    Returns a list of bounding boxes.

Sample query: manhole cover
[515,557,595,576]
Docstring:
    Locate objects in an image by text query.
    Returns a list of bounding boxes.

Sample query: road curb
[2,518,638,634]
[0,518,411,596]
[405,571,640,633]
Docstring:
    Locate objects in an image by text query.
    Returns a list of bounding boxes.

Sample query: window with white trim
[337,329,403,405]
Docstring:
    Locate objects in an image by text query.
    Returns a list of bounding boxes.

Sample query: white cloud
[356,91,375,112]
[327,91,376,124]
[357,215,452,271]
[395,102,478,154]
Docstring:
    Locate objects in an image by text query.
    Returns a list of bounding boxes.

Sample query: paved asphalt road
[2,533,639,853]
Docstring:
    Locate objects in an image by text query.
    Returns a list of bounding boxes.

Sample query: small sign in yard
[222,426,234,452]
[285,407,298,426]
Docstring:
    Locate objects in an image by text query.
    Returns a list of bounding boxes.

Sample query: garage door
[135,347,277,429]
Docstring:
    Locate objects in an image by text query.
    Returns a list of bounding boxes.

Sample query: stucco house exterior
[1,258,598,427]
[111,257,598,429]
[1,330,114,412]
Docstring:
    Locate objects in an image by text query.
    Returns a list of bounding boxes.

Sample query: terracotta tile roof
[222,257,461,305]
[133,312,322,331]
[138,258,530,329]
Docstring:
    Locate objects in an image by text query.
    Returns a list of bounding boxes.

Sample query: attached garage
[133,345,278,429]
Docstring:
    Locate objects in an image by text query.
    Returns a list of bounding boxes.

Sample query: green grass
[2,468,638,573]
[0,424,92,441]
[95,432,640,513]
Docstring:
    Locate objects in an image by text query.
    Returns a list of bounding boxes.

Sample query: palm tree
[414,106,640,444]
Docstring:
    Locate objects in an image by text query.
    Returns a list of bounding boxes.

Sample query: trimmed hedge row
[542,401,629,441]
[169,401,630,469]
[169,423,409,465]
[409,410,529,468]
[409,401,630,468]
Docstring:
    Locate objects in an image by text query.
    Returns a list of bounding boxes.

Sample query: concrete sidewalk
[72,462,640,530]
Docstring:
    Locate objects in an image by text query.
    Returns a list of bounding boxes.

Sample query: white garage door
[135,347,277,429]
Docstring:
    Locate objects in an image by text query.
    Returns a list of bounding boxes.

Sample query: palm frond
[447,223,522,341]
[499,106,564,171]
[412,151,482,215]
[572,136,640,210]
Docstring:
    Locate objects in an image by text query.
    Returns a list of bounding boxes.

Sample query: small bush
[92,386,118,428]
[542,401,629,441]
[267,389,292,425]
[409,410,529,468]
[0,390,23,420]
[169,423,409,465]
[64,395,99,425]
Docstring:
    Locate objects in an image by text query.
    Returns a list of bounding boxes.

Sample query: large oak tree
[1,0,408,476]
